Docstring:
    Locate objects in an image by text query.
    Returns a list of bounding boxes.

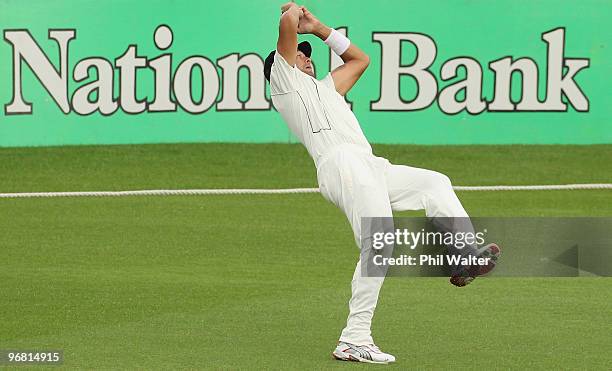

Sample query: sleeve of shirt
[320,73,336,91]
[270,51,297,95]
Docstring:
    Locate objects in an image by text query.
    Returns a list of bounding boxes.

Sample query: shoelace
[339,342,383,354]
[364,344,382,353]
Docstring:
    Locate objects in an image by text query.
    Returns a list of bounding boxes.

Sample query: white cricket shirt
[270,51,372,167]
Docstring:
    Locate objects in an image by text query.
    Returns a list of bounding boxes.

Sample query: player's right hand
[297,6,320,34]
[280,2,304,21]
[280,2,299,14]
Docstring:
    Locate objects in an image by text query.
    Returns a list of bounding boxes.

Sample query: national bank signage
[3,25,589,116]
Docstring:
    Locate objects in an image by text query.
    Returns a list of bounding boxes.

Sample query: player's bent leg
[384,163,468,217]
[383,162,501,286]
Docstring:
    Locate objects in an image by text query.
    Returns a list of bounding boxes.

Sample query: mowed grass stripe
[0,143,611,192]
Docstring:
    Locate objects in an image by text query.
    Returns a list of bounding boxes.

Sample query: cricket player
[264,3,500,364]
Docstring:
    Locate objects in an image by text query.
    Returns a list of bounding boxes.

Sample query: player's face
[296,51,314,77]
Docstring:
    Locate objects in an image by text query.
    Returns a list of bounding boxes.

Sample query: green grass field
[1,143,611,369]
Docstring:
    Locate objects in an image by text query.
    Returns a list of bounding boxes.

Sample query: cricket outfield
[1,143,611,369]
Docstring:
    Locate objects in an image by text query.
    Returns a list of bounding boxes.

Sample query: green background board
[0,0,610,147]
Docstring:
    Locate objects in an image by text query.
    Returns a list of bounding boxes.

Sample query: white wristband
[324,29,350,56]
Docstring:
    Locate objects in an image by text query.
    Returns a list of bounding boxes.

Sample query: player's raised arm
[302,7,370,96]
[276,2,303,66]
[328,42,370,96]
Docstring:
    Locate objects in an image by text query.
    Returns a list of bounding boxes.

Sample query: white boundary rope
[0,184,610,198]
[453,184,612,191]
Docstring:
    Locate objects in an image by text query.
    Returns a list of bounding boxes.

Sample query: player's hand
[280,2,294,13]
[297,6,321,34]
[280,2,302,16]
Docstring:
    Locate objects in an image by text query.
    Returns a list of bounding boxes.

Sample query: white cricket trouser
[316,144,470,346]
